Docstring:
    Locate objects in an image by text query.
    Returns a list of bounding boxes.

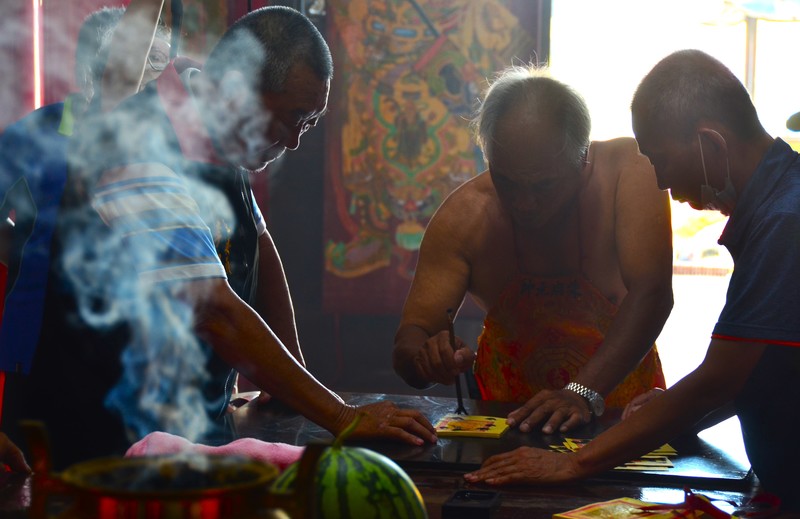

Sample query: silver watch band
[564,382,605,416]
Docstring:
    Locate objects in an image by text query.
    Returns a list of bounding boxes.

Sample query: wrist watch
[564,382,605,417]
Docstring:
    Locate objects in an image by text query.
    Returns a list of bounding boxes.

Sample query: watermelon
[271,415,428,519]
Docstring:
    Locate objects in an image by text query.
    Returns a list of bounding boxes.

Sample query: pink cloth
[125,432,305,471]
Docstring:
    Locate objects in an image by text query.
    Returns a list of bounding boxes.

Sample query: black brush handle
[447,309,467,414]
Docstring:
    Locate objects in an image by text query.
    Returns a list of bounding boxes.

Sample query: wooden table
[0,391,760,518]
[231,392,758,518]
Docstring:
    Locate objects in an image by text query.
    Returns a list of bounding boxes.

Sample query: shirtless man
[393,65,674,434]
[464,49,800,512]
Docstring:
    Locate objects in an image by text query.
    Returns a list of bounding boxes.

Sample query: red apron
[473,274,665,408]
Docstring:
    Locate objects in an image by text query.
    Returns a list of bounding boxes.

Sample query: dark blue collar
[719,138,798,250]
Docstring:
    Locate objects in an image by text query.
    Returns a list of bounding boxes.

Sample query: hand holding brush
[447,308,468,415]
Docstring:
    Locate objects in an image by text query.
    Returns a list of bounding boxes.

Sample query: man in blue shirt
[0,7,124,377]
[465,49,800,512]
[0,1,169,470]
[0,2,170,377]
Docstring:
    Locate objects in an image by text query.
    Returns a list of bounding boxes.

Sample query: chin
[244,164,268,174]
[239,151,283,173]
[671,193,699,210]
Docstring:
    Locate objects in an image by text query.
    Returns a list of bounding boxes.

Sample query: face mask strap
[698,130,736,214]
[697,133,711,186]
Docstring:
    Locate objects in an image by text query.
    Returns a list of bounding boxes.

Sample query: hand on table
[507,389,592,435]
[622,388,664,420]
[0,432,31,474]
[464,446,579,486]
[412,330,475,386]
[341,401,438,446]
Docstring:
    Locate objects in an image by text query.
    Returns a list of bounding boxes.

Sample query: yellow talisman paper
[434,414,510,439]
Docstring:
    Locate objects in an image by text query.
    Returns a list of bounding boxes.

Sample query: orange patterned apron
[473,275,665,408]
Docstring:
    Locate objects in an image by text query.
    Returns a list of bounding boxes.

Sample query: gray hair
[472,65,591,171]
[631,49,763,142]
[203,5,333,94]
[75,6,171,101]
[75,7,125,98]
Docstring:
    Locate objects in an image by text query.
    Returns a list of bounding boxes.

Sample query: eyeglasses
[147,51,170,72]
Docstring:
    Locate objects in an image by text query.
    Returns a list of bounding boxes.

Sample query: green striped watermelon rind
[271,446,428,519]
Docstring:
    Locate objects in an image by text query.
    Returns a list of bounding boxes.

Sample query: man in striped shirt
[9,6,435,469]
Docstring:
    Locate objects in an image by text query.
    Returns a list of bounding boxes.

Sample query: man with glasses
[0,3,170,384]
[142,37,171,84]
[0,0,171,471]
[9,6,435,470]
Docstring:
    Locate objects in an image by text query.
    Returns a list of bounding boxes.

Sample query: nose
[284,128,302,151]
[285,120,316,151]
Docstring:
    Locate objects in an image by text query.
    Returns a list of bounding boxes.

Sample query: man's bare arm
[192,279,343,428]
[236,229,303,394]
[508,139,673,434]
[571,141,674,396]
[466,339,764,485]
[393,192,476,388]
[575,339,761,476]
[252,229,304,366]
[190,278,436,444]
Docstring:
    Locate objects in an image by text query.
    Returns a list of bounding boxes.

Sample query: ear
[696,127,728,155]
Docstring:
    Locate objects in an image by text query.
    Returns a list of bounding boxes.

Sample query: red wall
[2,0,276,129]
[0,0,130,130]
[0,2,36,130]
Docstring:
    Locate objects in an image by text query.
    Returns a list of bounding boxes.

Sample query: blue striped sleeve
[251,189,266,235]
[93,163,226,284]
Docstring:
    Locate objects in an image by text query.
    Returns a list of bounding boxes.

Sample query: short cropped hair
[472,65,591,172]
[203,6,333,94]
[631,49,763,142]
[75,7,125,97]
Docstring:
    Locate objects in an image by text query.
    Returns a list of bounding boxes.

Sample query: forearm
[392,323,435,389]
[574,338,763,477]
[574,284,672,396]
[196,291,353,434]
[254,284,304,367]
[574,369,723,477]
[688,401,736,435]
[254,232,304,366]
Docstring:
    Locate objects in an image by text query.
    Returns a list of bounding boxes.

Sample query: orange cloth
[474,275,665,408]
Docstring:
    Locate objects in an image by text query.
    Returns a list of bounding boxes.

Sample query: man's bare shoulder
[446,171,495,199]
[432,172,498,225]
[587,137,657,190]
[423,171,504,254]
[589,137,648,169]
